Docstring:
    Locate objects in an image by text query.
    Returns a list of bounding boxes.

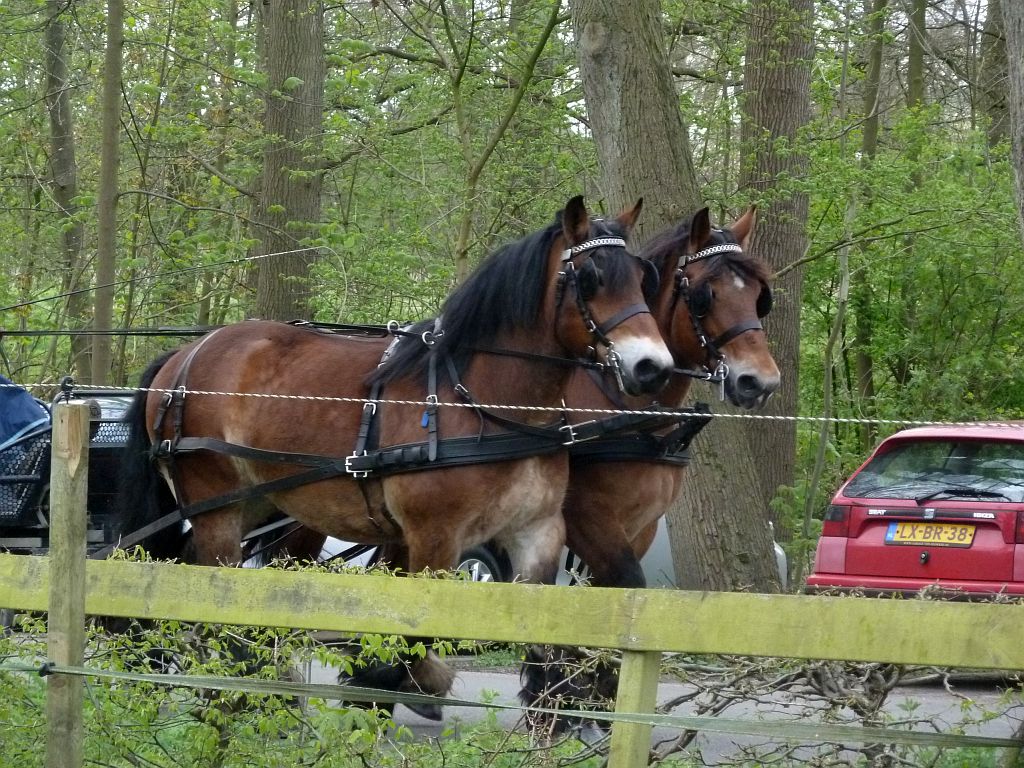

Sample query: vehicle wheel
[563,549,594,586]
[456,545,508,583]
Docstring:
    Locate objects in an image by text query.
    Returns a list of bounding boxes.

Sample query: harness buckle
[712,361,730,400]
[606,347,627,394]
[561,420,599,445]
[155,439,173,458]
[363,401,377,416]
[559,422,578,445]
[345,451,371,478]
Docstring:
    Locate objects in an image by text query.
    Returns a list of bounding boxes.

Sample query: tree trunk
[252,0,325,321]
[980,0,1008,147]
[571,0,788,592]
[570,0,700,241]
[669,0,814,591]
[44,0,90,381]
[891,0,926,390]
[852,0,887,453]
[91,0,123,385]
[1004,0,1024,240]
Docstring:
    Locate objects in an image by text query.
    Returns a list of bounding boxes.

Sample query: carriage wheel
[456,545,508,583]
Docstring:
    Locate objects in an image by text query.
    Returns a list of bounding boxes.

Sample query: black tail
[117,350,188,560]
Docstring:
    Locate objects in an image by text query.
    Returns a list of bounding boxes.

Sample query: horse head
[643,206,781,408]
[552,196,672,397]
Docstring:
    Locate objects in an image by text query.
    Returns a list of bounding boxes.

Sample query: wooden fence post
[46,402,90,768]
[608,649,661,768]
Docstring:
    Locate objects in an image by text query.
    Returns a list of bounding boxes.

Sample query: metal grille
[0,434,48,522]
[92,420,129,445]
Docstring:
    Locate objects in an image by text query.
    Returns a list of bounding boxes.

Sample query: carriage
[0,376,134,556]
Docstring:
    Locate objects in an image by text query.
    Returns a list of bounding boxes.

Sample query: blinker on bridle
[557,235,652,394]
[673,241,772,397]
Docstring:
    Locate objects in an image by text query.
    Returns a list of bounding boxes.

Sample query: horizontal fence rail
[3,554,1024,669]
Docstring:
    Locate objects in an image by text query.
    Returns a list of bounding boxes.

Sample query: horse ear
[615,198,644,232]
[729,205,757,249]
[687,207,712,252]
[562,195,590,245]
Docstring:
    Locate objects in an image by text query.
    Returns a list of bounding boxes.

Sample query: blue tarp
[0,375,50,453]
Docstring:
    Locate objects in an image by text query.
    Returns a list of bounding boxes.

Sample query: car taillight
[1016,511,1024,544]
[822,505,850,537]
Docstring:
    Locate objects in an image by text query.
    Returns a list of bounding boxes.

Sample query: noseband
[672,241,770,385]
[556,236,652,392]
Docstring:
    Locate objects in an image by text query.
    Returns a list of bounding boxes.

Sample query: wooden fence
[3,402,1024,767]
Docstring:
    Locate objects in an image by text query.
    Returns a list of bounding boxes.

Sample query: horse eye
[578,260,602,300]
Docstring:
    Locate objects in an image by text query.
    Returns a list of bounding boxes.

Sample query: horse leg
[519,504,645,739]
[496,512,566,585]
[342,538,455,722]
[187,503,265,566]
[185,505,270,683]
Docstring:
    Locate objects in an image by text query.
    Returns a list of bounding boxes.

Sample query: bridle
[671,240,773,388]
[556,234,652,393]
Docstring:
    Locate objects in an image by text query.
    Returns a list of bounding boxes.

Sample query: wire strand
[10,382,1020,429]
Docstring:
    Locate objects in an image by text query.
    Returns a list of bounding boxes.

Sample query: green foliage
[0,601,594,767]
[0,0,590,385]
[1,0,1022,591]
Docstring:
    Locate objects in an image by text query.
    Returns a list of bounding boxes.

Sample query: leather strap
[568,406,712,464]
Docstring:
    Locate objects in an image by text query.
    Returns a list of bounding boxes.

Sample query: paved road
[308,663,1024,763]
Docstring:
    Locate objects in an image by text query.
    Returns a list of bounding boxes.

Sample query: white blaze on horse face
[723,336,781,409]
[607,330,674,395]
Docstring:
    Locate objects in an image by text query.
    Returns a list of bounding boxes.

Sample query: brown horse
[561,205,780,588]
[520,206,781,733]
[118,195,674,711]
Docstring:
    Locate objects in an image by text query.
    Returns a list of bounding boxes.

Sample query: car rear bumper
[804,573,1024,598]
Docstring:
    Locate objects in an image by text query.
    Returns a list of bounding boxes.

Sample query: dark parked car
[805,423,1024,598]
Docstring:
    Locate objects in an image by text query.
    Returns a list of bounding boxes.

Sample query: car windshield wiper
[915,487,1012,503]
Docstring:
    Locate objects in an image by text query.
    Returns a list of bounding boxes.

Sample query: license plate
[884,521,976,547]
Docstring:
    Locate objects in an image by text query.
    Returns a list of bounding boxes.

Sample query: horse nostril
[635,358,671,394]
[737,374,763,398]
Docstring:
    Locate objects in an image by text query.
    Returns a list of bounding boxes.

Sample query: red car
[805,422,1024,598]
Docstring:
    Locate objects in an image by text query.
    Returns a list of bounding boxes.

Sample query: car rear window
[843,439,1024,502]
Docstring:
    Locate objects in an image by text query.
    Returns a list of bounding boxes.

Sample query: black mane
[368,220,560,387]
[641,213,770,285]
[368,213,637,388]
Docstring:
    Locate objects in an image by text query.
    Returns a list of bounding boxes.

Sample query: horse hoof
[405,701,444,721]
[576,721,608,745]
